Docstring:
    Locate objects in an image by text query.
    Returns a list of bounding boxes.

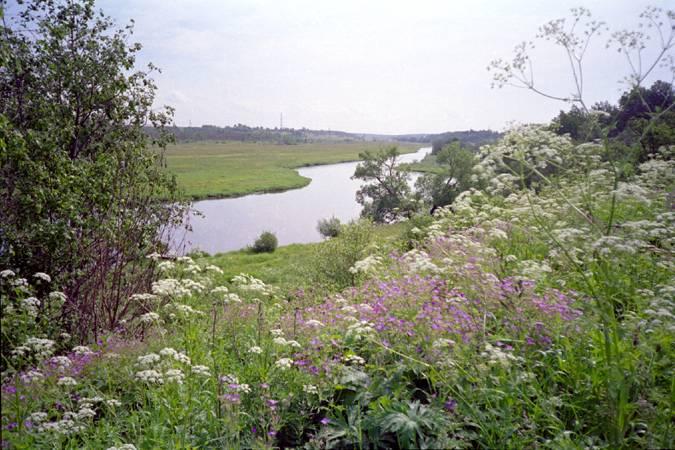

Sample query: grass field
[165,141,420,199]
[196,222,408,289]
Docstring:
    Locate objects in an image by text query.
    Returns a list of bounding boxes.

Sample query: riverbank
[194,221,408,289]
[166,141,421,200]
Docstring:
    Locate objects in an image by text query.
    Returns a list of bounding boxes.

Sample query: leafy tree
[0,0,186,340]
[352,147,416,223]
[415,142,477,212]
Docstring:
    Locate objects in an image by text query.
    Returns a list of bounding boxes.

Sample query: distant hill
[146,124,501,147]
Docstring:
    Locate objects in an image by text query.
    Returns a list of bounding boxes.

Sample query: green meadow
[165,141,420,199]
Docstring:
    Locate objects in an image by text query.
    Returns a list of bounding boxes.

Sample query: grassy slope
[166,141,420,199]
[198,222,407,289]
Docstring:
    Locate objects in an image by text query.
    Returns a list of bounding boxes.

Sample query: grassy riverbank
[166,141,420,200]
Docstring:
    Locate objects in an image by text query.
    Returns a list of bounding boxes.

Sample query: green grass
[165,141,420,199]
[196,222,409,289]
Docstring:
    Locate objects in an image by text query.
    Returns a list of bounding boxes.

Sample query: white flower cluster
[129,293,158,302]
[401,249,441,274]
[517,260,552,281]
[304,319,324,328]
[303,384,318,394]
[1,269,15,278]
[205,264,224,274]
[349,255,383,275]
[223,293,242,304]
[20,297,40,317]
[248,346,263,354]
[158,347,191,365]
[21,369,45,383]
[139,312,161,324]
[157,261,175,272]
[165,369,185,384]
[272,337,301,348]
[135,370,164,384]
[33,272,51,283]
[480,343,520,368]
[73,345,93,355]
[345,321,375,342]
[342,354,366,365]
[151,278,192,297]
[49,355,72,371]
[274,358,293,370]
[13,337,55,361]
[211,286,229,294]
[57,376,77,386]
[106,444,137,450]
[192,365,211,377]
[231,273,275,295]
[137,353,161,367]
[33,402,101,435]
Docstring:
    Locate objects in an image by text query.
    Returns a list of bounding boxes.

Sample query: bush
[317,216,342,238]
[311,219,374,289]
[252,231,278,253]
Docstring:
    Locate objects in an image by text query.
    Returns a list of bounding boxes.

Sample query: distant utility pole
[280,112,283,130]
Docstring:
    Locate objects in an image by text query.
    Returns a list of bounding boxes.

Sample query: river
[178,146,431,254]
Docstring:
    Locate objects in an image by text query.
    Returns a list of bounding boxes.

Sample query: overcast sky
[96,0,673,134]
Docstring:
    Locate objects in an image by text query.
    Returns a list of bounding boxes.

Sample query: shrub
[311,219,374,289]
[252,231,278,253]
[317,216,342,238]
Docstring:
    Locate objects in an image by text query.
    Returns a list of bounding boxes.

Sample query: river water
[179,146,431,254]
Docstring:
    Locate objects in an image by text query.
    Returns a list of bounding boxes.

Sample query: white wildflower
[165,369,185,384]
[248,346,263,354]
[72,346,93,355]
[303,384,318,394]
[135,370,164,384]
[21,370,45,383]
[136,353,160,367]
[33,272,51,283]
[0,269,15,278]
[139,312,161,324]
[191,365,211,377]
[57,377,77,386]
[274,358,293,370]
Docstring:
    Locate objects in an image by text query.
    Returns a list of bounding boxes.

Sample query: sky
[86,0,675,134]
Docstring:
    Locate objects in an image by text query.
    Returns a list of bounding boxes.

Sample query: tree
[415,142,477,212]
[352,147,415,223]
[0,0,186,340]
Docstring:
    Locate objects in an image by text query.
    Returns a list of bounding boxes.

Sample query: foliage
[0,0,186,342]
[317,216,342,239]
[2,125,674,448]
[353,147,417,223]
[251,231,278,253]
[311,219,374,290]
[415,142,478,211]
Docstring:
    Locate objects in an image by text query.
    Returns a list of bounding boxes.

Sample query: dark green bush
[252,231,278,253]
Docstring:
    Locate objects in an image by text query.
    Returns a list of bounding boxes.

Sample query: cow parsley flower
[274,358,293,370]
[139,312,161,324]
[73,346,93,355]
[136,353,160,367]
[57,377,77,386]
[165,369,185,384]
[135,370,164,384]
[0,269,15,278]
[248,346,263,354]
[191,365,211,377]
[303,384,318,394]
[33,272,51,282]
